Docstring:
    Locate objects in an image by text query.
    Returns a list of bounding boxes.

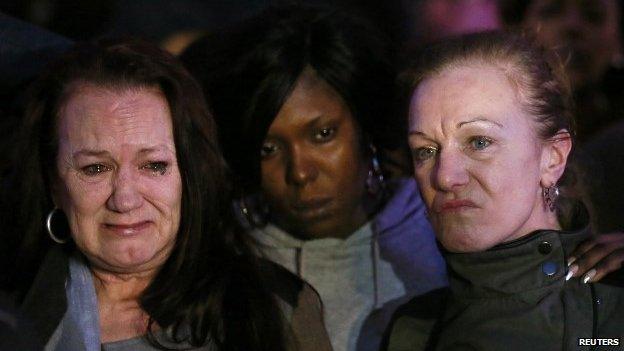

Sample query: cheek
[143,172,183,228]
[478,147,542,216]
[413,166,435,208]
[326,146,367,197]
[260,162,288,205]
[60,176,111,222]
[57,178,111,251]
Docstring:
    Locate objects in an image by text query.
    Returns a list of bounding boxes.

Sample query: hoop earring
[46,208,68,244]
[366,144,385,195]
[238,196,268,228]
[542,184,559,212]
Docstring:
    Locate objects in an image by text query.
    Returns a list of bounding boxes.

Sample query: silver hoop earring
[238,196,268,228]
[542,184,559,212]
[366,144,385,195]
[46,208,68,244]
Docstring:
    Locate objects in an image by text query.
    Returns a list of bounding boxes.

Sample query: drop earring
[542,183,559,212]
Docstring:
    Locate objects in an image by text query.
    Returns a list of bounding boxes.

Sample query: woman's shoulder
[257,258,333,351]
[21,246,70,346]
[257,258,304,308]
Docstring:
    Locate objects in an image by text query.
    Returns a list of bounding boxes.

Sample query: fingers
[567,232,624,283]
[568,239,598,266]
[568,232,624,265]
[579,249,624,283]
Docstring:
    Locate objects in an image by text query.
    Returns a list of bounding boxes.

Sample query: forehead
[57,84,175,149]
[267,69,353,133]
[409,63,528,129]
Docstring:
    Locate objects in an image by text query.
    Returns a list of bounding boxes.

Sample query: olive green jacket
[384,226,624,351]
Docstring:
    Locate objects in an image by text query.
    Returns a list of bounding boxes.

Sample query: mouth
[435,199,478,213]
[290,197,333,219]
[103,220,152,236]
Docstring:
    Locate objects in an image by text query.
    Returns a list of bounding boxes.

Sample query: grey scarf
[46,253,100,351]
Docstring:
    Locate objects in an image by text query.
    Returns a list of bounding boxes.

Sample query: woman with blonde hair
[386,31,624,350]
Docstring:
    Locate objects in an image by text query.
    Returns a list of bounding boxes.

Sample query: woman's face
[523,0,621,88]
[260,68,369,239]
[55,84,182,273]
[408,64,559,252]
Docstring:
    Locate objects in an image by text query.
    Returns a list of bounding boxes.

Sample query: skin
[54,83,182,341]
[260,67,369,240]
[408,64,571,253]
[523,0,622,89]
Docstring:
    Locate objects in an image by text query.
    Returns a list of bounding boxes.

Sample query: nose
[106,166,144,213]
[432,150,469,191]
[286,144,318,186]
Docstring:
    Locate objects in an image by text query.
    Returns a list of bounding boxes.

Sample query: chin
[101,243,169,272]
[437,229,491,253]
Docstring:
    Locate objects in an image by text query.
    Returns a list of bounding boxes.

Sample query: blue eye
[260,142,279,158]
[142,161,168,175]
[81,164,110,176]
[412,147,438,162]
[314,127,336,141]
[469,136,492,150]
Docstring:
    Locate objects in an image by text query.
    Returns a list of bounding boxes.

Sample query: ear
[539,129,572,187]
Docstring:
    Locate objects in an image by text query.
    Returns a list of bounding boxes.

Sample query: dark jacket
[385,225,624,350]
[22,247,332,351]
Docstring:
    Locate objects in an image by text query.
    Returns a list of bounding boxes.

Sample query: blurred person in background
[406,0,502,47]
[503,0,624,141]
[0,12,72,181]
[501,0,624,236]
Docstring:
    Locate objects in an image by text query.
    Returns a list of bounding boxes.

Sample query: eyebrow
[72,145,173,159]
[305,115,324,128]
[138,146,174,155]
[72,149,110,159]
[408,117,503,136]
[457,117,503,129]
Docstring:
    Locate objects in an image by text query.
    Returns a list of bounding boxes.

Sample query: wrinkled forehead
[56,82,175,152]
[408,63,533,132]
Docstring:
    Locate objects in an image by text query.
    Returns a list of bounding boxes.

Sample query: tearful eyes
[82,164,111,176]
[142,161,169,175]
[80,162,169,176]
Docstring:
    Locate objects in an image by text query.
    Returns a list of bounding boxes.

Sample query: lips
[290,197,333,219]
[434,199,478,213]
[103,220,152,236]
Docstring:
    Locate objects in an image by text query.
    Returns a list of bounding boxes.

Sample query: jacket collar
[444,225,591,299]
